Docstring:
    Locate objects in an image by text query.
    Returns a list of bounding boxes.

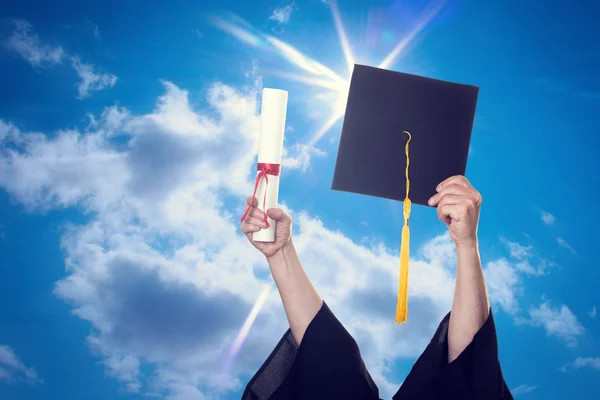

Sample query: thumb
[266,208,289,222]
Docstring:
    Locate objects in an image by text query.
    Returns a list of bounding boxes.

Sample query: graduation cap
[332,64,479,324]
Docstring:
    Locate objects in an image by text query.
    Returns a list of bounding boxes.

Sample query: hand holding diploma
[241,195,292,259]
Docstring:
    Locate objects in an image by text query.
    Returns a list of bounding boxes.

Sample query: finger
[242,205,266,221]
[245,215,268,228]
[266,208,289,222]
[471,189,483,206]
[436,175,471,191]
[428,184,470,206]
[241,222,262,234]
[246,196,258,207]
[249,207,267,220]
[437,204,459,224]
[436,194,463,207]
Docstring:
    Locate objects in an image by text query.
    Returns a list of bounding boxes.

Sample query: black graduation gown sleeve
[393,309,513,400]
[241,301,380,400]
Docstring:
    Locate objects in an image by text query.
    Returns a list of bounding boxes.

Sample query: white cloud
[88,19,101,39]
[511,384,537,396]
[268,3,296,25]
[557,237,576,255]
[483,258,520,315]
[561,357,600,372]
[520,300,584,347]
[65,19,101,39]
[3,20,115,99]
[0,345,42,385]
[86,104,130,134]
[494,238,584,345]
[4,20,64,67]
[0,120,20,143]
[0,119,130,212]
[500,237,551,276]
[281,143,326,171]
[541,211,556,225]
[71,56,117,99]
[589,306,597,318]
[501,237,532,260]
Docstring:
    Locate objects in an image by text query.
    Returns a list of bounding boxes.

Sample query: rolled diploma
[252,88,288,243]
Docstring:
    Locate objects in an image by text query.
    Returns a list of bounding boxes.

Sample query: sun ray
[209,15,345,85]
[265,36,346,83]
[208,16,264,48]
[307,108,346,147]
[264,69,343,91]
[222,284,272,375]
[329,0,355,75]
[378,0,447,69]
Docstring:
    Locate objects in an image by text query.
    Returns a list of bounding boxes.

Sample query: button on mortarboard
[331,64,479,323]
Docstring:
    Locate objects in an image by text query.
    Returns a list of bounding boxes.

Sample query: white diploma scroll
[252,88,288,242]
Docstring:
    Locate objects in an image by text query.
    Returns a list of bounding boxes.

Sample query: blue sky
[0,0,598,399]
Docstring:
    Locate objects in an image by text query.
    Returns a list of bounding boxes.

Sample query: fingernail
[428,196,434,205]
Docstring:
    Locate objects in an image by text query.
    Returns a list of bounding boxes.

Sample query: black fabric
[242,302,512,400]
[242,330,299,400]
[242,302,379,400]
[392,310,513,400]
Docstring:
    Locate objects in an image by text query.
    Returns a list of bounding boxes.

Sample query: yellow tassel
[396,220,410,323]
[395,131,412,324]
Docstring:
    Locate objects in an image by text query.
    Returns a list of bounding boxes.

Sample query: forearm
[267,239,323,345]
[448,240,490,362]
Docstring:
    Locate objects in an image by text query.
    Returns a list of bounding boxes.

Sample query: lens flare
[221,284,272,376]
[378,1,447,69]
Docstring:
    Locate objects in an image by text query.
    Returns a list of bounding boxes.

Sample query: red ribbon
[240,163,281,228]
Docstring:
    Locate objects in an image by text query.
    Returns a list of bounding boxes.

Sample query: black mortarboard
[332,64,479,323]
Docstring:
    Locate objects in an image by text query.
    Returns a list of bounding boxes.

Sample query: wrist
[454,237,481,273]
[454,237,479,253]
[266,239,294,265]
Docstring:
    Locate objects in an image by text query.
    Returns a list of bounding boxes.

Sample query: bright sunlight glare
[209,0,445,149]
